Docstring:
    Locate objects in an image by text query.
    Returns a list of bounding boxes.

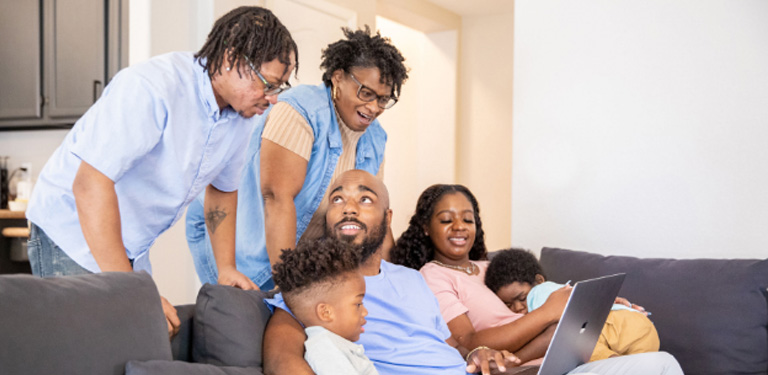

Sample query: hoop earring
[332,85,338,101]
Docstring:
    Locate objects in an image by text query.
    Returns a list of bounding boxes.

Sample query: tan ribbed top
[261,102,384,243]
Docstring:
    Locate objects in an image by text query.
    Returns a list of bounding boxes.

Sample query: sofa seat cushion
[126,360,262,375]
[539,247,768,375]
[0,272,172,375]
[193,284,275,367]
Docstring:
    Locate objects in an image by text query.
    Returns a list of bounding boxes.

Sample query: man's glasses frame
[243,55,291,96]
[348,73,398,110]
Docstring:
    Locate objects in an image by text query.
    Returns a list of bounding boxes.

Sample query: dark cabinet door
[43,0,106,119]
[0,0,43,121]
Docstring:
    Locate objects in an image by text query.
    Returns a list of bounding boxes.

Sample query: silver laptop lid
[537,273,626,375]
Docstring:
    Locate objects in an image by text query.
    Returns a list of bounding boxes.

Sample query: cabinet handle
[93,80,103,103]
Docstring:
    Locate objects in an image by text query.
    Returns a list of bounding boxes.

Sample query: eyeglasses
[243,55,291,96]
[348,73,398,109]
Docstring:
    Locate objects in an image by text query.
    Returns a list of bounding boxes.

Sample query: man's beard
[327,215,387,263]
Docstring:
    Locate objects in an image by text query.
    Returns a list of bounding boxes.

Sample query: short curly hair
[195,6,298,79]
[389,184,487,270]
[484,248,546,293]
[272,237,362,297]
[320,26,408,97]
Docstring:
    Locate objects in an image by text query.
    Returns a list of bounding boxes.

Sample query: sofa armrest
[0,272,172,375]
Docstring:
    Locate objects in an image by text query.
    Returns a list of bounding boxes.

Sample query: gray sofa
[0,272,272,375]
[539,247,768,375]
[2,249,766,375]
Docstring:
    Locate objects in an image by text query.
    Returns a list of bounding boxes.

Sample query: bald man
[262,170,683,375]
[263,170,519,375]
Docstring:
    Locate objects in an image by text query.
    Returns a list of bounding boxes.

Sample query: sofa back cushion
[192,284,274,368]
[539,247,768,375]
[0,272,172,375]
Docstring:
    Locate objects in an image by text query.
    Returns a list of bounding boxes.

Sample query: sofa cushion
[126,360,262,375]
[0,272,172,375]
[192,284,274,367]
[171,304,196,361]
[539,247,768,375]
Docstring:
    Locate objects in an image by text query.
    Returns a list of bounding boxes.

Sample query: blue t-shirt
[27,52,254,273]
[266,260,468,375]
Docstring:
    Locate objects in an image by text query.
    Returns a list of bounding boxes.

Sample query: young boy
[485,248,660,362]
[271,238,378,375]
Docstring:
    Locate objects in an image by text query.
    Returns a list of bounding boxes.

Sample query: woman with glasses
[186,26,408,290]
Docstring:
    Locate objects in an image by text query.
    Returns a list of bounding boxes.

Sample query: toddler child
[485,248,660,362]
[272,238,378,375]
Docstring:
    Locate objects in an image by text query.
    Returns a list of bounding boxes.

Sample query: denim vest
[228,84,386,286]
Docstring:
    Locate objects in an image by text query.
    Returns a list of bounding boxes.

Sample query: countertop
[0,209,26,219]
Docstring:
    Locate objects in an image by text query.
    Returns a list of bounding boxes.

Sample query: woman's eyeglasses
[348,73,398,109]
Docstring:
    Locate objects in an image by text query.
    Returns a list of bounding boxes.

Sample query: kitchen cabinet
[0,0,128,130]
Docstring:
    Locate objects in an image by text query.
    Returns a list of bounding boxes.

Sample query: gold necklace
[429,260,478,275]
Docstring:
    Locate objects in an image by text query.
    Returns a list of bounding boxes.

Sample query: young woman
[390,184,684,374]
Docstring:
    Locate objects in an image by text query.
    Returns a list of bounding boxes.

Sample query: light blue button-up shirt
[27,52,254,273]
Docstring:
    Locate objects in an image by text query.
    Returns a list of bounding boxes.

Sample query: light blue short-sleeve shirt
[26,51,255,273]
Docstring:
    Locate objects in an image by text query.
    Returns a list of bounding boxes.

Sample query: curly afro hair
[195,6,298,79]
[272,237,362,296]
[389,184,487,270]
[484,248,546,293]
[320,26,408,97]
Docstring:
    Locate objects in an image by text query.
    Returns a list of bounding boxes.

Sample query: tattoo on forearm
[205,207,227,234]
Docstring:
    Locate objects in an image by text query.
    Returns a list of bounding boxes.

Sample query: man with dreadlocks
[26,6,297,336]
[186,26,408,291]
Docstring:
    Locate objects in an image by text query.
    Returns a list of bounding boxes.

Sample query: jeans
[185,198,219,285]
[185,198,275,290]
[28,223,91,277]
[569,352,684,375]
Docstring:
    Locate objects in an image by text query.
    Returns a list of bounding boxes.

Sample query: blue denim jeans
[27,223,92,277]
[569,352,683,375]
[185,198,219,285]
[185,198,274,290]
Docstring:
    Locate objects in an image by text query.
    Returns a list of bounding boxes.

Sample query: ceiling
[424,0,514,17]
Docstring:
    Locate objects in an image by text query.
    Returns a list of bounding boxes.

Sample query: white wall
[512,1,768,259]
[0,130,69,187]
[457,12,515,252]
[377,17,458,237]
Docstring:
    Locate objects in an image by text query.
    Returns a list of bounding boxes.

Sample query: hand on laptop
[466,346,521,375]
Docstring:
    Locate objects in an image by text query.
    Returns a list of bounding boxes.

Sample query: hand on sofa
[613,296,648,316]
[217,266,259,290]
[162,296,181,338]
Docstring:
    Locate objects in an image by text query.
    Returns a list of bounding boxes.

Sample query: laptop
[536,273,626,375]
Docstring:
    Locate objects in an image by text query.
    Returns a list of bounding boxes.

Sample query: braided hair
[272,237,362,296]
[195,6,298,78]
[390,184,487,270]
[320,26,408,97]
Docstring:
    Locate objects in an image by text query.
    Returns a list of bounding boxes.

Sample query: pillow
[192,284,275,367]
[0,272,171,375]
[126,360,262,375]
[540,247,768,375]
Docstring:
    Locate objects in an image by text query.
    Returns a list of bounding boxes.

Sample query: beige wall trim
[322,0,377,29]
[376,0,460,33]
